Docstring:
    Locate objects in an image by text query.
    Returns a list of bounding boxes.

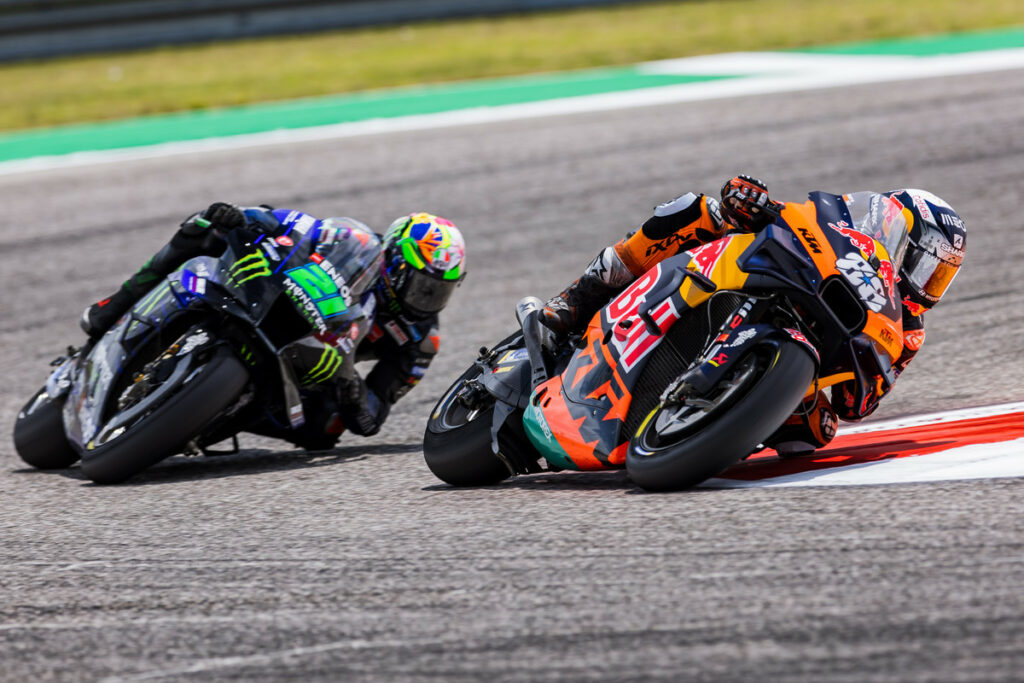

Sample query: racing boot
[80,252,170,339]
[540,246,636,338]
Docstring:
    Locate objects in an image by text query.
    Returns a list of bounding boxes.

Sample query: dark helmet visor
[400,268,459,317]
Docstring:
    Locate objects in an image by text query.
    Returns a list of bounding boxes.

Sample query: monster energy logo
[228,251,272,285]
[302,346,342,384]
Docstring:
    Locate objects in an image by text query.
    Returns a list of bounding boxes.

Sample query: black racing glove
[179,201,245,237]
[201,202,246,233]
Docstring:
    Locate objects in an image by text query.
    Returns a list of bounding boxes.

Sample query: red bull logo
[876,259,896,307]
[835,226,876,259]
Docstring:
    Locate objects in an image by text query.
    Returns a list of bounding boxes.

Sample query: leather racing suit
[543,190,926,454]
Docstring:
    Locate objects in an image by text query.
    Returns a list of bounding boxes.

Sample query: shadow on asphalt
[9,442,420,487]
[422,469,649,493]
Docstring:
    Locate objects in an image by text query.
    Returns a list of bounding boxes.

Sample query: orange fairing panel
[864,310,904,361]
[781,201,840,280]
[533,375,606,470]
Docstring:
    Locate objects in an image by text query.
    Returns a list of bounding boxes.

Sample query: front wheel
[627,340,816,491]
[80,347,248,484]
[423,365,513,487]
[13,388,79,469]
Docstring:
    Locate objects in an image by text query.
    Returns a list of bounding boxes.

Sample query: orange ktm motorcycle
[424,192,910,491]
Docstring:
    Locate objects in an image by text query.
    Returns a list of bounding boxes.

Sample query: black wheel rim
[634,349,769,456]
[430,370,493,432]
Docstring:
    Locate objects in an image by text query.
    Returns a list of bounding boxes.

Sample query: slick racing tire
[80,348,248,485]
[627,340,816,492]
[13,388,79,470]
[424,365,513,487]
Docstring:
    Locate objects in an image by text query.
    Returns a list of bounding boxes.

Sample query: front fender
[675,323,820,397]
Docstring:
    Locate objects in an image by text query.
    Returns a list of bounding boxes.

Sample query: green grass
[1,0,1022,132]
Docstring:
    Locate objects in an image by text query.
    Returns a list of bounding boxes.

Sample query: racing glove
[720,175,780,232]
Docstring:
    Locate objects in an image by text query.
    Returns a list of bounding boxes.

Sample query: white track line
[3,48,1024,177]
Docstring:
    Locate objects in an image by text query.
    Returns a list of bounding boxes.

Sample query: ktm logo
[797,226,823,254]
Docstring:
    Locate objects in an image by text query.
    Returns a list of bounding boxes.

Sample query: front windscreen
[842,192,911,269]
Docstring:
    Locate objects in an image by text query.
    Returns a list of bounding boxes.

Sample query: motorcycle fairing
[794,197,905,360]
[63,277,193,449]
[523,235,760,471]
[522,201,909,471]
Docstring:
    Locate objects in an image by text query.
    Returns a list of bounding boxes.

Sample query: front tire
[627,340,816,491]
[13,389,79,469]
[423,365,512,487]
[80,348,248,484]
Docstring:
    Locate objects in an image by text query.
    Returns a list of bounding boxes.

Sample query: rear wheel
[423,365,514,487]
[13,388,79,470]
[627,340,816,491]
[80,347,248,484]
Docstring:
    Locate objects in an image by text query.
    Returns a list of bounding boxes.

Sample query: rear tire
[423,365,513,487]
[627,341,815,491]
[13,389,79,470]
[80,348,248,484]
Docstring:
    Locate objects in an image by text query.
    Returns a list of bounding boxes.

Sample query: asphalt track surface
[2,68,1023,682]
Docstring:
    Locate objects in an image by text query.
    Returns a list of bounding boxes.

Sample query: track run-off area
[2,31,1024,681]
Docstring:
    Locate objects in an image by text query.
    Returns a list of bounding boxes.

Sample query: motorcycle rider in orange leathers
[540,175,966,455]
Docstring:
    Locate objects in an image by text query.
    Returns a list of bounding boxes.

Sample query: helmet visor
[400,268,459,317]
[903,246,960,303]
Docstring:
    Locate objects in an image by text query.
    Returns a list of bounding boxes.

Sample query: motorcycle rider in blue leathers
[80,202,467,450]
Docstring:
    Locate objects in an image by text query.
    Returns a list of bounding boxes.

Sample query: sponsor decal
[314,258,353,304]
[605,265,683,372]
[301,345,342,384]
[904,328,926,351]
[181,270,207,295]
[688,237,730,275]
[727,328,757,348]
[645,232,692,257]
[284,278,327,332]
[835,226,876,259]
[534,405,554,441]
[177,331,209,356]
[276,235,294,248]
[876,259,896,306]
[953,233,964,249]
[902,296,927,317]
[706,196,723,228]
[878,326,896,347]
[909,191,935,225]
[836,251,888,313]
[499,348,530,364]
[367,324,384,342]
[292,214,317,235]
[882,195,904,229]
[384,320,410,345]
[227,251,272,286]
[708,351,729,367]
[939,242,965,259]
[260,240,282,262]
[940,213,965,230]
[284,263,349,320]
[796,225,823,254]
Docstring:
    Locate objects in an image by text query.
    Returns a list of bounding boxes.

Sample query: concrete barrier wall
[0,0,660,61]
